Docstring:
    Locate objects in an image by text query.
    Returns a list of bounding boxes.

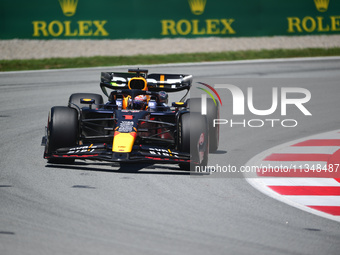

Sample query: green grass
[1,47,340,72]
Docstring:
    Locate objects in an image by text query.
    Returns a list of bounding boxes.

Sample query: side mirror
[80,98,95,104]
[80,98,95,109]
[172,102,187,108]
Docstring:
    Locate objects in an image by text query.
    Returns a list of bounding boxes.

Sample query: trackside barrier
[1,0,340,39]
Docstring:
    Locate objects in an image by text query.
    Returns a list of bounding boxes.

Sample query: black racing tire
[45,106,78,164]
[68,93,104,110]
[178,112,209,171]
[186,98,219,152]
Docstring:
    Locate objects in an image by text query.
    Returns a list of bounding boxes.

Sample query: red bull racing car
[42,69,219,170]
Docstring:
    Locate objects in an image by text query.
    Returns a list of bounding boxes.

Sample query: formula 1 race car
[42,69,219,170]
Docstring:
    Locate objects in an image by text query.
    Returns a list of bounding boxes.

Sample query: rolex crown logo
[188,0,207,15]
[314,0,330,12]
[59,0,79,17]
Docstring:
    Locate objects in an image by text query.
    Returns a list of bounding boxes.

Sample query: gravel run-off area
[1,35,340,60]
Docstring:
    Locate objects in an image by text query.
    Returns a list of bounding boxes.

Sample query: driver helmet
[133,95,148,110]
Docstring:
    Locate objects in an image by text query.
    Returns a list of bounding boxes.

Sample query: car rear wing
[100,71,192,96]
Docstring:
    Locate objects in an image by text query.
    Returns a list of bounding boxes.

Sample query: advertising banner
[1,0,340,39]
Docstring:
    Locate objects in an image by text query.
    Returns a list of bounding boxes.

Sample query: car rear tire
[178,112,209,171]
[186,98,219,153]
[45,106,78,164]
